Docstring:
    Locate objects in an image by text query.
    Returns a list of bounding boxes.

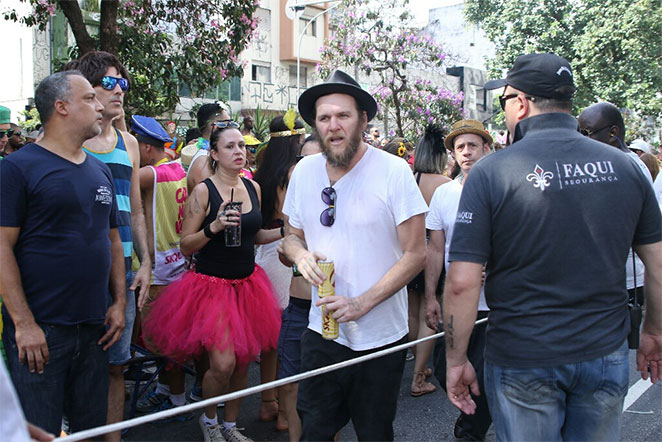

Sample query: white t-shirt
[653,171,662,205]
[624,151,652,290]
[187,149,209,177]
[283,147,428,351]
[426,179,489,311]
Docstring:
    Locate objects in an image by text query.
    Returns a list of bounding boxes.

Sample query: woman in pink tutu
[143,120,283,442]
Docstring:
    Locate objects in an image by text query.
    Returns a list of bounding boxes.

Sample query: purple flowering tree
[3,0,260,116]
[318,0,464,140]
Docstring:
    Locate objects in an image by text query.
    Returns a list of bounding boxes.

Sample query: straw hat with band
[298,70,378,126]
[444,119,493,151]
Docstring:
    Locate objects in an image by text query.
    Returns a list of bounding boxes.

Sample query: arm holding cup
[180,183,239,256]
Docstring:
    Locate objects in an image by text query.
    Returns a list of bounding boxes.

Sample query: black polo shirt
[449,113,661,368]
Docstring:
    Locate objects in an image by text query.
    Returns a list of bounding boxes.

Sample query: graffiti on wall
[245,81,301,109]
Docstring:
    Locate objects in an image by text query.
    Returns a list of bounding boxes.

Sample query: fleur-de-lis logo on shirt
[526,164,553,191]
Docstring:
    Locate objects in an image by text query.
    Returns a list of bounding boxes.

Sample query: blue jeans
[2,319,109,435]
[485,340,628,442]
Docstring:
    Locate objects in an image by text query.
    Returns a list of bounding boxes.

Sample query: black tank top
[195,177,262,279]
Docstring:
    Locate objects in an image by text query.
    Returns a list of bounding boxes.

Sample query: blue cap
[131,115,172,148]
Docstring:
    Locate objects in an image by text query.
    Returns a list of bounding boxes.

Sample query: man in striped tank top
[70,51,152,442]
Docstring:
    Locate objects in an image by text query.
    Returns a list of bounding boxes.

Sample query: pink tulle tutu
[142,266,281,366]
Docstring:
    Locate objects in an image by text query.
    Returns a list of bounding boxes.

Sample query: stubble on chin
[85,122,103,141]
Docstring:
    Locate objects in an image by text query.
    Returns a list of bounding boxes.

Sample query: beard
[317,124,364,168]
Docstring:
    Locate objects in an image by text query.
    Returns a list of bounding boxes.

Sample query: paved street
[123,348,661,441]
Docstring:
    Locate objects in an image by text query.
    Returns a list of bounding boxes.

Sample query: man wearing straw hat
[280,69,427,441]
[425,119,493,441]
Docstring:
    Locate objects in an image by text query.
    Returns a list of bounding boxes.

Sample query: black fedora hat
[298,69,378,125]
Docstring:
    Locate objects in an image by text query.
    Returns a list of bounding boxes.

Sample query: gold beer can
[317,260,339,340]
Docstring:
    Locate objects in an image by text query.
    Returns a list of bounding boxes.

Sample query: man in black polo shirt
[442,53,662,441]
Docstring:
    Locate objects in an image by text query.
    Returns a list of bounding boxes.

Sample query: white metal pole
[295,1,340,98]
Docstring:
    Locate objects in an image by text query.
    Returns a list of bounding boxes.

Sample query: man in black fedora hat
[442,53,662,441]
[279,69,428,440]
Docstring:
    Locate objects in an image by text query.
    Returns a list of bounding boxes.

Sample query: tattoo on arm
[186,188,202,216]
[448,315,455,349]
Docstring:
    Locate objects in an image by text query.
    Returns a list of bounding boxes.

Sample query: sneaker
[199,415,226,442]
[154,398,194,423]
[136,389,168,413]
[221,426,253,442]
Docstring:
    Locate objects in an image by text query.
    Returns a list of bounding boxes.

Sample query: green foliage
[318,0,464,140]
[18,108,41,132]
[4,0,260,117]
[621,110,656,144]
[465,0,662,118]
[249,105,271,142]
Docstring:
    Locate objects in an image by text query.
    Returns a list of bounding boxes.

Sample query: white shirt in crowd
[426,179,489,311]
[284,147,428,351]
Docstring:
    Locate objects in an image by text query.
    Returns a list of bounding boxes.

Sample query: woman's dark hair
[414,124,447,174]
[300,132,320,153]
[208,124,241,173]
[253,115,305,226]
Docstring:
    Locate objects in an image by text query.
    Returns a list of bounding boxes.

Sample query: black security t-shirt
[1,143,119,325]
[449,113,661,368]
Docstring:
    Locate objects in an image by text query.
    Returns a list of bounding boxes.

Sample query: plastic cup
[224,201,242,247]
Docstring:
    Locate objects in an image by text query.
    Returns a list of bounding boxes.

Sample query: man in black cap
[279,70,428,440]
[443,53,662,441]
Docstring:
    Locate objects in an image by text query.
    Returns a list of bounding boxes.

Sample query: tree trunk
[99,0,120,55]
[58,0,96,55]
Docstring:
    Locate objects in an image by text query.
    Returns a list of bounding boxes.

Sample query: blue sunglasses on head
[100,76,129,92]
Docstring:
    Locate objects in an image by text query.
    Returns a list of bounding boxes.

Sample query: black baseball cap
[484,53,575,100]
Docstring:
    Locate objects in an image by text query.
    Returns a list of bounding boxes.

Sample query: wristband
[280,225,285,238]
[292,263,302,277]
[203,223,216,239]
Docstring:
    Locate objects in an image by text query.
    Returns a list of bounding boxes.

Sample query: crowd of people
[0,49,661,442]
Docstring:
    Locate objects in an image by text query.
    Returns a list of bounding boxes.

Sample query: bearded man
[278,70,427,441]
